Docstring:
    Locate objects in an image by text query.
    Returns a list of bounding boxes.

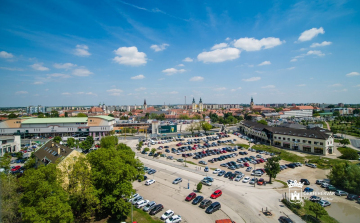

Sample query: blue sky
[0,0,359,107]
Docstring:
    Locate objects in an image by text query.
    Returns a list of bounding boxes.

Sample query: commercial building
[280,106,313,118]
[0,135,21,157]
[238,120,334,155]
[27,105,45,114]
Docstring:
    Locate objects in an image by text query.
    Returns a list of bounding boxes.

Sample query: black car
[347,194,359,200]
[165,149,170,153]
[192,195,204,205]
[149,204,164,215]
[137,175,148,182]
[224,171,232,178]
[309,195,321,202]
[229,173,237,180]
[199,199,212,209]
[205,201,221,214]
[279,216,294,223]
[300,179,310,185]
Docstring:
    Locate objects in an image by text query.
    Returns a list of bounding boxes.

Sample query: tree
[87,143,143,220]
[151,148,157,155]
[19,164,74,222]
[51,110,59,117]
[201,122,212,133]
[197,182,202,192]
[186,122,196,136]
[333,111,340,116]
[80,136,95,150]
[339,138,350,147]
[65,112,68,117]
[53,136,62,143]
[108,114,114,117]
[339,148,359,160]
[192,114,201,120]
[194,122,201,133]
[309,202,327,219]
[179,114,189,120]
[67,137,76,148]
[327,105,335,108]
[77,113,87,117]
[264,156,281,183]
[354,109,360,114]
[16,152,23,160]
[0,174,21,223]
[128,112,133,116]
[145,113,150,119]
[328,162,360,195]
[8,113,17,119]
[37,113,45,118]
[158,113,166,121]
[100,136,118,149]
[143,147,150,153]
[257,120,268,125]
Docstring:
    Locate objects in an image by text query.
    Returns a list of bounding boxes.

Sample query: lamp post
[131,191,133,223]
[253,163,256,188]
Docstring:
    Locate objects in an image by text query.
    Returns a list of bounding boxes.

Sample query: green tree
[192,114,201,120]
[327,105,335,108]
[8,113,18,119]
[201,122,212,133]
[339,138,350,147]
[197,182,202,192]
[339,148,359,160]
[108,114,114,117]
[87,143,143,220]
[65,112,68,117]
[100,136,118,149]
[333,111,340,116]
[37,112,45,118]
[0,174,21,223]
[19,164,74,222]
[309,202,327,219]
[257,119,268,125]
[179,114,189,120]
[186,122,196,136]
[328,162,360,194]
[77,113,87,117]
[145,113,150,119]
[67,137,76,148]
[24,155,36,170]
[158,113,166,121]
[264,156,281,183]
[16,152,23,160]
[354,108,360,114]
[128,112,133,116]
[151,148,157,155]
[143,147,150,152]
[53,136,62,143]
[51,110,59,117]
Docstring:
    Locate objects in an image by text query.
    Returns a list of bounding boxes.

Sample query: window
[274,136,277,139]
[287,138,290,141]
[320,142,323,145]
[292,139,295,142]
[283,137,285,140]
[308,141,311,144]
[297,139,300,142]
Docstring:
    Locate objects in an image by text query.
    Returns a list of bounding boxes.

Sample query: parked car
[316,179,324,185]
[300,179,310,185]
[135,199,148,208]
[310,195,321,202]
[210,190,222,199]
[318,200,331,207]
[173,177,182,184]
[347,194,359,201]
[136,200,149,209]
[185,192,197,201]
[145,179,156,186]
[335,190,348,196]
[143,201,156,212]
[303,187,314,192]
[199,199,212,209]
[257,178,264,185]
[205,201,221,214]
[201,179,212,186]
[165,215,182,223]
[213,168,221,174]
[149,204,164,215]
[138,175,147,182]
[161,209,174,220]
[204,166,209,172]
[242,177,250,183]
[131,196,143,204]
[279,216,294,223]
[192,195,204,205]
[128,193,140,202]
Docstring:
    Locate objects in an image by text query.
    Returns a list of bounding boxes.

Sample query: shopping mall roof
[93,115,115,121]
[21,117,88,124]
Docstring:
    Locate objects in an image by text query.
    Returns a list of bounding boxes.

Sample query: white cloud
[0,67,23,71]
[33,81,43,85]
[211,43,228,50]
[248,64,254,67]
[150,43,169,52]
[261,85,275,89]
[62,92,71,95]
[258,61,271,66]
[310,41,332,48]
[230,87,242,92]
[287,67,295,70]
[86,92,97,96]
[334,89,348,92]
[107,89,123,96]
[131,74,145,80]
[298,27,325,42]
[290,58,297,62]
[162,68,186,75]
[135,87,146,91]
[72,68,93,76]
[299,48,307,51]
[346,72,360,77]
[76,92,84,94]
[198,48,240,63]
[113,46,147,66]
[225,37,231,41]
[169,91,178,94]
[183,57,193,62]
[45,89,49,91]
[30,63,49,71]
[307,50,325,57]
[158,78,165,81]
[298,84,306,87]
[15,91,28,95]
[242,77,261,82]
[47,73,71,78]
[233,37,284,51]
[214,87,227,91]
[0,51,14,58]
[356,84,360,87]
[53,63,77,69]
[177,64,184,67]
[189,76,204,81]
[74,44,91,57]
[329,84,342,87]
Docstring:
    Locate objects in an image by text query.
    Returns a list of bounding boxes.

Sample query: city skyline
[1,0,360,107]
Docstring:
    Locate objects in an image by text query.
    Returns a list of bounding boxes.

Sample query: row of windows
[274,136,324,145]
[68,128,75,131]
[34,129,41,132]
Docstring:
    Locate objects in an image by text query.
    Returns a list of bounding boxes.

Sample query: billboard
[159,125,177,133]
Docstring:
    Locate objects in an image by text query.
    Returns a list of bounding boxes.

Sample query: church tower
[192,98,196,112]
[199,98,203,111]
[250,97,254,108]
[143,99,147,111]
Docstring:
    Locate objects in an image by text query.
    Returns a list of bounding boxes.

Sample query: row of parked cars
[316,179,360,203]
[185,190,222,214]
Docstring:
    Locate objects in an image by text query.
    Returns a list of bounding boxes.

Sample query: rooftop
[34,140,74,164]
[22,117,88,124]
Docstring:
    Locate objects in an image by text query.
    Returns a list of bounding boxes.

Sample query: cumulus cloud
[346,72,360,77]
[162,68,186,75]
[261,85,275,88]
[298,84,306,87]
[258,61,271,66]
[198,48,240,63]
[135,87,146,91]
[0,67,23,71]
[62,92,71,95]
[74,44,91,57]
[15,91,28,95]
[169,91,178,94]
[214,87,227,91]
[233,37,284,51]
[53,63,77,69]
[290,59,297,62]
[150,43,169,52]
[47,73,71,78]
[72,68,93,76]
[131,74,145,80]
[33,81,43,85]
[86,92,97,96]
[225,37,231,41]
[242,77,261,82]
[287,67,295,70]
[183,57,193,62]
[0,51,14,58]
[107,89,123,96]
[298,27,325,42]
[189,76,204,81]
[307,50,325,57]
[211,43,228,50]
[113,46,147,66]
[177,64,184,67]
[30,63,49,71]
[230,87,242,92]
[310,41,332,48]
[329,84,342,87]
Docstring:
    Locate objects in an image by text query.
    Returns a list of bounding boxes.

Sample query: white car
[136,199,149,208]
[213,168,221,174]
[201,179,212,186]
[165,215,182,223]
[145,179,156,186]
[234,175,243,182]
[128,193,140,202]
[134,199,146,207]
[242,177,250,183]
[161,209,174,220]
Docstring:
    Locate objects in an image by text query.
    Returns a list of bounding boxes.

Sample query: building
[238,120,334,155]
[192,98,203,112]
[250,97,254,108]
[27,105,45,114]
[0,135,21,157]
[143,99,147,112]
[0,116,115,138]
[280,106,314,118]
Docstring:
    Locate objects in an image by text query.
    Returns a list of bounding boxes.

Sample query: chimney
[58,147,60,155]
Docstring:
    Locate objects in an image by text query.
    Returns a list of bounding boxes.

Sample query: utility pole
[131,191,133,223]
[254,163,256,188]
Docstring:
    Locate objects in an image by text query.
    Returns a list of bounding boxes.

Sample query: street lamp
[253,163,256,188]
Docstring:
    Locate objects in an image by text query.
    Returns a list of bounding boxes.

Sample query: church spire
[199,98,202,103]
[192,98,195,103]
[144,99,147,105]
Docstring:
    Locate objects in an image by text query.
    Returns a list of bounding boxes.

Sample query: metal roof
[93,115,115,121]
[22,117,88,124]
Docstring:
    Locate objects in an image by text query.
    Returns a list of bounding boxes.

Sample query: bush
[338,147,359,160]
[197,182,202,192]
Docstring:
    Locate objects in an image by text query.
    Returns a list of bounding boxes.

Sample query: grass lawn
[251,144,305,163]
[124,208,163,223]
[184,160,197,165]
[337,147,358,154]
[304,155,349,169]
[275,179,288,188]
[237,143,250,149]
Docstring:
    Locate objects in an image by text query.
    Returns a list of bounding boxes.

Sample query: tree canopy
[108,114,114,117]
[80,136,95,150]
[77,113,87,117]
[328,162,360,195]
[201,122,212,133]
[100,135,118,148]
[257,119,268,125]
[264,156,281,183]
[67,137,76,148]
[53,136,62,143]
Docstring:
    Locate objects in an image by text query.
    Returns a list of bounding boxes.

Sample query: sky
[0,0,360,107]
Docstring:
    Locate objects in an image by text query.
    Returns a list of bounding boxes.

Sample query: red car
[257,178,264,185]
[185,192,196,201]
[11,166,21,171]
[243,162,249,167]
[210,190,222,199]
[176,143,182,146]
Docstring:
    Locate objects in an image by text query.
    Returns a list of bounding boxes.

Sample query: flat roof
[22,117,88,124]
[93,115,115,121]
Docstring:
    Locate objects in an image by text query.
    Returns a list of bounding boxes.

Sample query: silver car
[143,201,156,212]
[173,177,182,184]
[131,196,143,204]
